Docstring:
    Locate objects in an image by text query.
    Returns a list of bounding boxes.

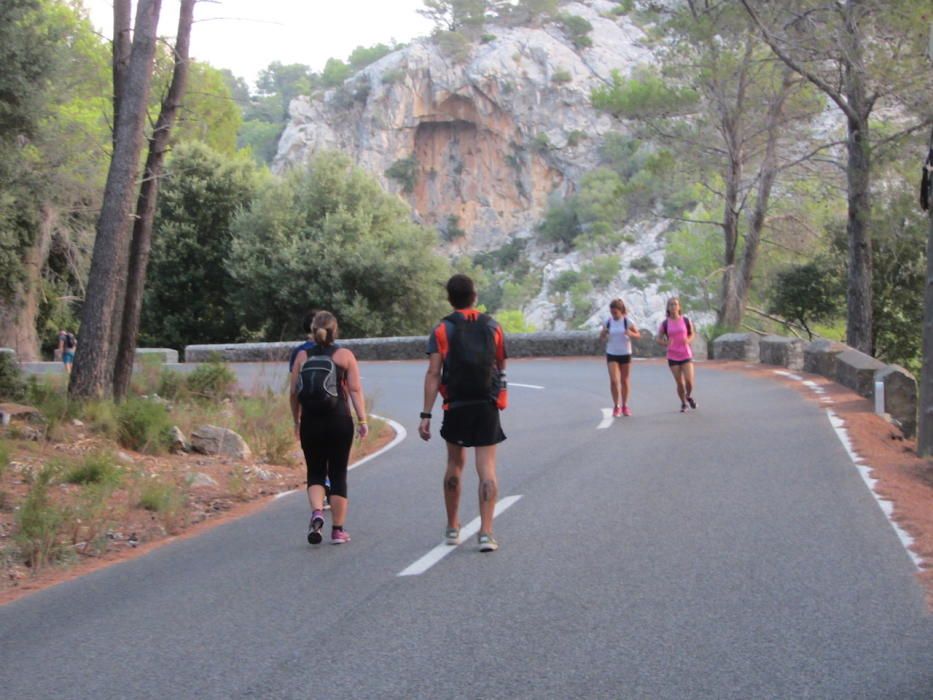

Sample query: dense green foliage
[227,151,452,340]
[140,142,262,349]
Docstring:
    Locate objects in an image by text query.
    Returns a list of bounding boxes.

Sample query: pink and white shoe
[331,528,351,545]
[612,406,622,418]
[622,405,632,417]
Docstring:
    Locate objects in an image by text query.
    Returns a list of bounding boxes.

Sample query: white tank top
[605,317,631,356]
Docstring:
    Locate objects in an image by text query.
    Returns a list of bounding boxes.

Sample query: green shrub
[566,130,586,148]
[26,377,74,437]
[15,463,67,569]
[441,215,467,242]
[481,33,497,44]
[235,394,297,466]
[552,269,582,293]
[63,452,122,487]
[532,133,551,154]
[385,156,418,193]
[558,13,594,49]
[495,310,536,333]
[587,255,621,286]
[552,68,572,84]
[435,30,472,63]
[381,68,405,85]
[116,398,173,453]
[138,480,183,512]
[157,369,186,400]
[186,361,236,402]
[81,400,119,440]
[0,353,27,401]
[137,479,188,532]
[630,255,657,273]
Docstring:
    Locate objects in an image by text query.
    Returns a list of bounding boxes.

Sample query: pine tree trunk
[69,0,162,399]
[112,0,132,146]
[918,127,933,456]
[113,0,195,399]
[0,206,56,361]
[717,154,743,328]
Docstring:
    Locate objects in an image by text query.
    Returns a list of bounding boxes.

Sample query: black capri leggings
[300,414,354,498]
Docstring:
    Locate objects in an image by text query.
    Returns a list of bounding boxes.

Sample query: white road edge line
[274,413,407,500]
[398,495,523,576]
[510,382,545,389]
[825,409,922,571]
[597,408,614,430]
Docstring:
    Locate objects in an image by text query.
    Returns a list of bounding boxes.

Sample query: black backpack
[296,348,340,415]
[63,332,76,350]
[443,312,497,405]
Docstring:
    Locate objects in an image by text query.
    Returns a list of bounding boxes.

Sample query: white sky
[83,0,435,87]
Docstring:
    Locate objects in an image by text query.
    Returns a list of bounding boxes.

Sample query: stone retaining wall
[713,331,918,438]
[185,331,708,363]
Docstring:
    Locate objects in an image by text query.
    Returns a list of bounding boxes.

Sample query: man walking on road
[419,274,508,552]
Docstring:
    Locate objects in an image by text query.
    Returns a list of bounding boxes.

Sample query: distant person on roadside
[656,297,697,413]
[599,298,641,417]
[419,274,508,553]
[290,311,368,545]
[57,329,77,374]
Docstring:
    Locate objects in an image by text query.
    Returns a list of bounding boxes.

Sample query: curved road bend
[1,359,931,699]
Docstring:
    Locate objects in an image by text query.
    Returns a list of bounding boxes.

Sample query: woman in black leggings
[289,311,368,544]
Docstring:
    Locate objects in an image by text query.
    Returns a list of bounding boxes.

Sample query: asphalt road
[2,359,931,699]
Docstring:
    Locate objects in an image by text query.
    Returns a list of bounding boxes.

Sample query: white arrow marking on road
[510,382,544,389]
[398,494,523,576]
[597,408,614,430]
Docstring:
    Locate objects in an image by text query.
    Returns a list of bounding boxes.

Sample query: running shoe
[445,526,460,545]
[687,396,697,410]
[680,402,687,413]
[477,533,498,552]
[612,406,622,418]
[622,405,632,417]
[307,510,325,545]
[331,528,351,545]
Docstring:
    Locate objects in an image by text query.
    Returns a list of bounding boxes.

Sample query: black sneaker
[687,396,697,409]
[680,403,687,413]
[307,510,325,544]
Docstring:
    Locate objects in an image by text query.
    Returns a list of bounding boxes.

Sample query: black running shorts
[606,353,632,365]
[440,402,506,447]
[667,358,692,367]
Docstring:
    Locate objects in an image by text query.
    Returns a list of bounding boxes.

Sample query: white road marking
[349,414,406,472]
[826,410,922,570]
[273,413,407,500]
[597,408,614,430]
[510,382,545,389]
[775,370,803,381]
[397,495,523,576]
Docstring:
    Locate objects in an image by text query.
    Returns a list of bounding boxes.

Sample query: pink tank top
[660,316,693,361]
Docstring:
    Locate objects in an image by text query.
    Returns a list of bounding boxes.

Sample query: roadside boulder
[190,425,252,460]
[169,426,189,453]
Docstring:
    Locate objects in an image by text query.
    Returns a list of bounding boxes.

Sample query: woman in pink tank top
[656,297,698,413]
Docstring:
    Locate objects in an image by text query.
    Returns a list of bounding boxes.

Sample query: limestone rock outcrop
[273,1,650,251]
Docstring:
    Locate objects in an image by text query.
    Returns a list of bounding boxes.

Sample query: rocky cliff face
[273,0,649,251]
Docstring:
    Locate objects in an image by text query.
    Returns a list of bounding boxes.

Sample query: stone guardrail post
[711,333,760,362]
[711,332,918,439]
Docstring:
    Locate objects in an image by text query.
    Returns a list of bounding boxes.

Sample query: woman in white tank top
[598,298,641,417]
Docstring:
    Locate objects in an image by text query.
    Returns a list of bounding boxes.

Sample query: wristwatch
[420,412,432,419]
